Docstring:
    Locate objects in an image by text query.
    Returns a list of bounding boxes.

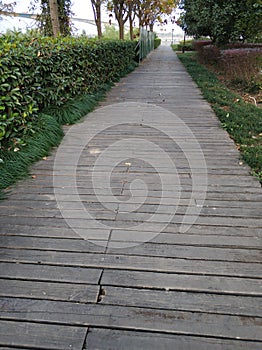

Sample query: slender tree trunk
[49,0,60,37]
[119,18,124,40]
[129,12,133,40]
[149,23,154,32]
[95,6,102,38]
[91,0,103,38]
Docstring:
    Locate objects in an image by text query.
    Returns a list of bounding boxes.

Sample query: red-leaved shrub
[198,45,221,64]
[192,40,212,52]
[225,43,262,50]
[220,48,262,86]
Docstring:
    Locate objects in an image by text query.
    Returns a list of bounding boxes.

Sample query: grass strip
[177,52,262,184]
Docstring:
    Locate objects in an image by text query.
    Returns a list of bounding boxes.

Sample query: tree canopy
[179,0,262,45]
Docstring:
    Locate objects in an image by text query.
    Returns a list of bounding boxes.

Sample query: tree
[30,0,72,36]
[108,0,129,40]
[90,0,103,38]
[135,0,177,32]
[49,0,60,36]
[179,0,262,45]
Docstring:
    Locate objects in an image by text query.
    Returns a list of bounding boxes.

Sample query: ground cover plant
[0,32,137,198]
[176,51,262,183]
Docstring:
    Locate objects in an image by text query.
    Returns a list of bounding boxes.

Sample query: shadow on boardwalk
[0,46,261,349]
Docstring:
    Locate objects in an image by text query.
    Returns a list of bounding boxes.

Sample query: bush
[154,37,161,49]
[219,48,262,89]
[225,43,262,49]
[0,32,137,151]
[176,39,194,52]
[198,44,221,64]
[192,40,212,52]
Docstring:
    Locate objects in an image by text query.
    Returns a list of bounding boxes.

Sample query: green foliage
[0,113,63,191]
[0,32,137,151]
[154,37,161,49]
[176,51,262,183]
[0,32,137,198]
[103,24,120,40]
[173,39,194,51]
[0,86,112,198]
[179,0,262,45]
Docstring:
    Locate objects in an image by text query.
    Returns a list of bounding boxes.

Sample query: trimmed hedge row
[154,37,161,49]
[0,33,137,150]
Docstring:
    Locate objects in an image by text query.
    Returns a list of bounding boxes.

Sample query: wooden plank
[84,328,261,350]
[101,286,262,317]
[111,230,261,248]
[0,262,102,284]
[0,298,261,341]
[1,248,261,278]
[107,242,262,263]
[0,225,110,240]
[0,279,99,303]
[0,236,261,263]
[101,270,262,296]
[0,320,87,350]
[1,223,261,239]
[0,236,106,253]
[1,212,261,230]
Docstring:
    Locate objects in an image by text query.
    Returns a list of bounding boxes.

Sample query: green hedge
[154,37,161,49]
[0,33,137,151]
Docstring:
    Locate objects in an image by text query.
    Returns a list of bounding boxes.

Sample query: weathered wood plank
[1,248,261,278]
[107,242,262,263]
[0,262,102,284]
[0,320,87,350]
[0,236,261,262]
[0,236,106,253]
[101,286,262,316]
[101,270,262,296]
[1,223,261,239]
[0,279,99,303]
[84,328,262,350]
[111,230,261,248]
[0,298,261,341]
[0,225,110,240]
[0,213,261,229]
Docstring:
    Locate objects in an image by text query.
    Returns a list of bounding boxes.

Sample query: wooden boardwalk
[0,46,261,349]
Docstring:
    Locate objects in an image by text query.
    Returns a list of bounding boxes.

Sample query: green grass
[0,85,112,199]
[177,52,262,184]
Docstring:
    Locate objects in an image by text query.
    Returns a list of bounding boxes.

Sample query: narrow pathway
[0,46,261,349]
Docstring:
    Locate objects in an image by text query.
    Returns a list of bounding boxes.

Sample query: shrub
[225,43,262,49]
[219,48,262,89]
[0,32,137,151]
[176,39,194,52]
[192,40,212,52]
[198,44,221,65]
[154,37,161,49]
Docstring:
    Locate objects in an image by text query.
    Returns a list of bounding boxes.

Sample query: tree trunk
[49,0,60,37]
[129,12,133,40]
[149,23,154,32]
[91,0,103,38]
[119,19,124,40]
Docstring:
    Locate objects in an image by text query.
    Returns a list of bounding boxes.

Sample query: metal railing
[137,27,155,62]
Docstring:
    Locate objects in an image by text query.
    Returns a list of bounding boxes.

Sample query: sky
[0,0,184,37]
